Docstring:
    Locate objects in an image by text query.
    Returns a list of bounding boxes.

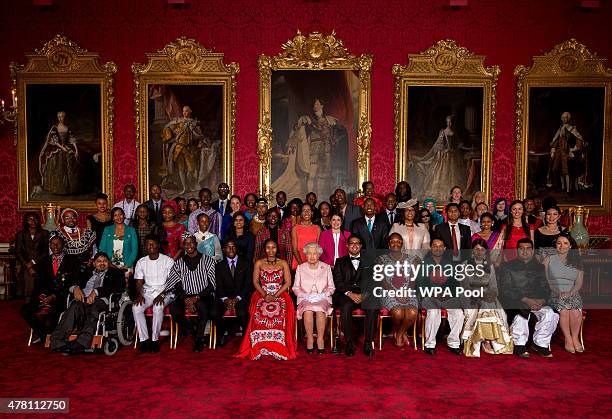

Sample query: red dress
[161,222,186,257]
[236,268,296,360]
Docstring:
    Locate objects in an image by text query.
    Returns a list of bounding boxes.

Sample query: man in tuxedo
[380,193,399,230]
[335,188,362,231]
[215,239,253,347]
[272,191,287,219]
[332,235,378,357]
[434,203,471,261]
[416,238,464,355]
[143,184,165,224]
[51,252,125,354]
[20,235,80,344]
[351,198,389,256]
[211,182,231,217]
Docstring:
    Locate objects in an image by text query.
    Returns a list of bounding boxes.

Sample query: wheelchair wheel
[117,300,136,346]
[103,337,119,356]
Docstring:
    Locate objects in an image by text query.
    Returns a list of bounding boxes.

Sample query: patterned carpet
[2,300,612,417]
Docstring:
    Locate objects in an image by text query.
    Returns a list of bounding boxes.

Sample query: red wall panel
[0,0,610,240]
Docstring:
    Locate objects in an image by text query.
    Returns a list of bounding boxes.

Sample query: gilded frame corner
[514,39,612,215]
[133,37,239,202]
[393,39,499,205]
[257,30,372,199]
[12,34,116,210]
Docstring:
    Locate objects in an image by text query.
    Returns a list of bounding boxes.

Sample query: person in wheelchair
[20,235,80,344]
[51,252,125,354]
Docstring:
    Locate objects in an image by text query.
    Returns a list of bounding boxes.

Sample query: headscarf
[161,200,178,215]
[422,198,444,225]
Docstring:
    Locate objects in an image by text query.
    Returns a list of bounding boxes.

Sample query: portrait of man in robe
[270,70,357,199]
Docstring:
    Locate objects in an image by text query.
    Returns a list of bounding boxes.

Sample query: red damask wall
[0,0,611,241]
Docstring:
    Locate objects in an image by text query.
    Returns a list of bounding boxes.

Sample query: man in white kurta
[132,235,175,353]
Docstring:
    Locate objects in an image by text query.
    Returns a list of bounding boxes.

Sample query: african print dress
[236,268,296,360]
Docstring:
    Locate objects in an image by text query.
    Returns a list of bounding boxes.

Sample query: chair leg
[134,327,139,349]
[420,314,425,350]
[173,323,179,349]
[28,328,33,346]
[210,321,216,350]
[378,317,383,351]
[412,319,417,351]
[580,317,585,350]
[329,316,333,348]
[169,317,174,349]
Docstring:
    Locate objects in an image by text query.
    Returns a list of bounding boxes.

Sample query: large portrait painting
[258,31,371,200]
[134,37,238,201]
[394,40,498,205]
[515,39,612,214]
[12,35,115,210]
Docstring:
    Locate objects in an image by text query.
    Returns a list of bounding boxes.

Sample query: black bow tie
[350,256,360,261]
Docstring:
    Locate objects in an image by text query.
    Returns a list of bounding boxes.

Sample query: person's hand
[560,291,570,299]
[134,295,145,306]
[153,294,165,306]
[86,292,96,305]
[550,148,556,158]
[531,300,543,310]
[264,294,274,303]
[73,287,84,302]
[43,294,56,305]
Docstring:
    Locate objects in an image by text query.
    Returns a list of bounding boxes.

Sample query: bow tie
[350,256,360,261]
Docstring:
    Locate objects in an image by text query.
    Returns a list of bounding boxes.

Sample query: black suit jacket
[77,267,125,299]
[212,199,230,217]
[379,209,399,231]
[143,199,166,224]
[341,204,362,231]
[35,254,80,300]
[350,215,389,254]
[434,222,471,249]
[333,255,363,296]
[215,257,253,301]
[15,229,50,266]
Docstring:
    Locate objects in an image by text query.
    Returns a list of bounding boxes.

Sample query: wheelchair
[59,291,137,355]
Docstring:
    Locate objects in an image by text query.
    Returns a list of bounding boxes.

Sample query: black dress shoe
[514,344,530,359]
[217,336,227,348]
[448,346,462,355]
[150,340,160,353]
[363,342,374,357]
[345,345,355,357]
[531,343,553,358]
[139,339,150,353]
[193,339,204,352]
[424,347,436,355]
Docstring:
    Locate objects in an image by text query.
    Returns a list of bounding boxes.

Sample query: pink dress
[291,224,320,270]
[292,262,335,320]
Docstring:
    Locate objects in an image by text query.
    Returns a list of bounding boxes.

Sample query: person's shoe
[139,339,150,353]
[193,338,204,353]
[331,338,340,354]
[531,343,553,358]
[306,347,314,354]
[448,346,462,355]
[317,347,325,354]
[345,344,355,357]
[424,347,436,355]
[217,336,227,348]
[149,340,160,353]
[363,342,374,357]
[64,341,85,355]
[31,336,42,345]
[514,345,530,359]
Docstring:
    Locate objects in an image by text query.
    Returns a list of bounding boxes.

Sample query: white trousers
[510,306,559,347]
[423,298,465,349]
[132,294,173,342]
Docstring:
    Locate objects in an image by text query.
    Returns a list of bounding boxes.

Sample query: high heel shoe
[564,345,576,353]
[575,345,584,353]
[306,347,314,354]
[317,348,325,354]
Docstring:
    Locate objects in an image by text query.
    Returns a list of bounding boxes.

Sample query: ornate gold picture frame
[133,37,238,201]
[515,39,612,215]
[257,31,372,200]
[11,35,116,210]
[393,40,498,205]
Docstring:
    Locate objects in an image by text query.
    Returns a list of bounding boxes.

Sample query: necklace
[266,258,277,264]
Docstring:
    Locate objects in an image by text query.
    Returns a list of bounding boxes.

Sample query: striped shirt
[163,253,216,295]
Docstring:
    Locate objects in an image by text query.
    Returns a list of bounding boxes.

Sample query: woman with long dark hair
[502,200,534,261]
[15,212,49,300]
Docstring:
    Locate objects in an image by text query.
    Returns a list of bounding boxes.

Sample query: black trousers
[51,299,107,350]
[214,298,249,339]
[336,294,378,347]
[169,294,217,339]
[20,300,61,339]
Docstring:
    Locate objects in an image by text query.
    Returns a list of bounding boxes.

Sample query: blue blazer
[99,224,139,268]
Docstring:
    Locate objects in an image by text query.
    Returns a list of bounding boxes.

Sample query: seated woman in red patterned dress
[236,239,296,360]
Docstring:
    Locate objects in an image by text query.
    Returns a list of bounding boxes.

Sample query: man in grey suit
[334,188,362,231]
